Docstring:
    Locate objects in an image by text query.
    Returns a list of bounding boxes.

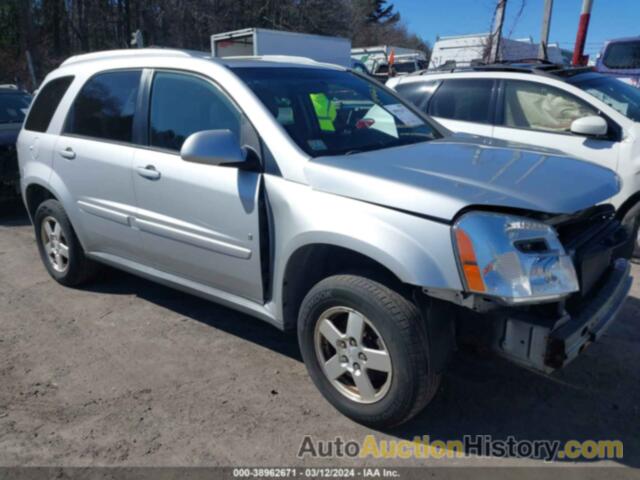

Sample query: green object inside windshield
[310,92,337,132]
[233,67,440,157]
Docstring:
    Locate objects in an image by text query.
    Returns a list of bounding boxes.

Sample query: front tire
[297,275,440,428]
[34,199,100,286]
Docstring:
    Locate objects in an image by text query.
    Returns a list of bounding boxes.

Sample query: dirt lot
[0,203,639,469]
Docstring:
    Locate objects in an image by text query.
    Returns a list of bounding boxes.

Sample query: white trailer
[429,33,566,70]
[210,28,351,67]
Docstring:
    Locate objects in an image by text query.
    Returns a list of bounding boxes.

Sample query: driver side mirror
[180,129,246,166]
[570,116,609,137]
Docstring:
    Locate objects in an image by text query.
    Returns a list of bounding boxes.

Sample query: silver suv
[17,49,633,428]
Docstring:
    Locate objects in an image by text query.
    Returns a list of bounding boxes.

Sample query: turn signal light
[455,228,486,293]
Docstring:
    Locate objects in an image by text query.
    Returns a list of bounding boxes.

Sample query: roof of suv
[59,48,343,70]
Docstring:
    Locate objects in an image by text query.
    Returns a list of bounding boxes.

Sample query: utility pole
[489,0,507,64]
[538,0,554,61]
[572,0,593,65]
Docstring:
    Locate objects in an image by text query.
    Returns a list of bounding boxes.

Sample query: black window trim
[60,67,145,147]
[426,77,499,126]
[495,78,623,142]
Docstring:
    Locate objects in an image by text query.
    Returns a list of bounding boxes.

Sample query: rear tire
[297,274,440,428]
[34,199,101,286]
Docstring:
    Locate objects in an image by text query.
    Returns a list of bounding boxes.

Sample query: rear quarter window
[24,76,74,133]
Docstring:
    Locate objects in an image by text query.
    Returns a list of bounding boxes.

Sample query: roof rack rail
[494,58,556,65]
[416,61,594,78]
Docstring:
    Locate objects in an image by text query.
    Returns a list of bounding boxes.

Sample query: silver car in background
[17,49,633,427]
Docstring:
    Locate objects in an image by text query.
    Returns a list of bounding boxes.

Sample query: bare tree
[0,0,430,86]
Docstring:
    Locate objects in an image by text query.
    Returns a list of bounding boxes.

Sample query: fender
[264,175,463,324]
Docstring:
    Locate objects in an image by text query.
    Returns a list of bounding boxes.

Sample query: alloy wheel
[41,216,69,273]
[314,306,392,404]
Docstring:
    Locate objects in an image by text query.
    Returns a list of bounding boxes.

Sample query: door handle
[59,147,76,160]
[136,165,161,180]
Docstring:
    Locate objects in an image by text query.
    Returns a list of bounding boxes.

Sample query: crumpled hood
[304,134,620,221]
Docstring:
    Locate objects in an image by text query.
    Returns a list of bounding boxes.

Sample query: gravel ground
[0,204,639,469]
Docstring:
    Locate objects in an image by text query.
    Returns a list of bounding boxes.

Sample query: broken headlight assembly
[453,211,579,304]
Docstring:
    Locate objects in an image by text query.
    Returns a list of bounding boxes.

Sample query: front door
[132,70,264,302]
[492,79,620,178]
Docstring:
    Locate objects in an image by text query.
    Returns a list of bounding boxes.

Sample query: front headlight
[453,211,579,304]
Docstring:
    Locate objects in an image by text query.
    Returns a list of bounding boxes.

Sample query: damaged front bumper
[494,258,632,374]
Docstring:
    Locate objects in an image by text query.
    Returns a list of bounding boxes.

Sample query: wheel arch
[280,241,415,331]
[24,182,58,221]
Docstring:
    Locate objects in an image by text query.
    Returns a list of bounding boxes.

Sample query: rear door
[18,76,74,192]
[425,78,496,137]
[132,70,265,302]
[492,79,620,175]
[54,70,143,260]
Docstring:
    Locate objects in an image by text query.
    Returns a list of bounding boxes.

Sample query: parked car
[351,45,427,77]
[595,36,640,87]
[18,50,632,428]
[388,64,640,257]
[0,85,32,203]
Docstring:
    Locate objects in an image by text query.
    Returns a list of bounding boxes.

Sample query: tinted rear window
[603,41,640,69]
[24,76,74,132]
[65,70,141,143]
[428,79,493,124]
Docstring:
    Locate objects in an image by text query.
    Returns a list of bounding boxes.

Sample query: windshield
[570,74,640,122]
[603,41,640,70]
[0,91,32,124]
[232,67,439,157]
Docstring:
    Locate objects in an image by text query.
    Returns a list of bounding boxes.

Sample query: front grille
[548,205,629,300]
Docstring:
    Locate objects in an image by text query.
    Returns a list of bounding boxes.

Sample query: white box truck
[429,33,566,70]
[210,28,352,67]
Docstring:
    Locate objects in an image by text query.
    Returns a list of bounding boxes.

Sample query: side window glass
[428,79,493,123]
[149,72,241,152]
[65,70,141,143]
[24,76,74,132]
[395,81,440,111]
[503,80,597,133]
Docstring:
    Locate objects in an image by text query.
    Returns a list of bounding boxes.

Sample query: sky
[393,0,639,57]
